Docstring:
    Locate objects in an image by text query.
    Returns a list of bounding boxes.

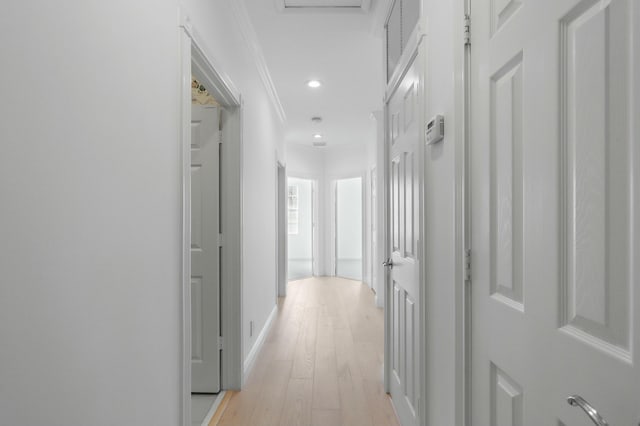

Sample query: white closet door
[191,105,220,393]
[470,0,639,424]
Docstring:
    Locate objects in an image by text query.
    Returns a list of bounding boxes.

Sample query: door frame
[179,11,244,426]
[459,0,471,424]
[276,161,287,296]
[369,166,377,293]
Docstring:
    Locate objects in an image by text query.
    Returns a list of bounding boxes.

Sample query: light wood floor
[217,277,400,426]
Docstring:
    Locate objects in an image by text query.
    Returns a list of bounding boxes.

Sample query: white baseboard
[243,305,277,382]
[375,293,384,308]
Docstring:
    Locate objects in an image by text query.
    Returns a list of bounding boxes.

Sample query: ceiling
[244,0,388,148]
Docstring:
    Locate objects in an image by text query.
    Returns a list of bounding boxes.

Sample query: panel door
[191,105,221,393]
[470,0,639,424]
[387,48,421,426]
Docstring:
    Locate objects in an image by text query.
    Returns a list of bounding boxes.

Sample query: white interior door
[335,177,363,280]
[191,104,221,393]
[470,0,639,424]
[387,50,421,426]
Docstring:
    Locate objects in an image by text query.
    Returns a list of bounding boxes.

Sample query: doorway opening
[334,177,364,281]
[287,177,317,281]
[180,16,244,426]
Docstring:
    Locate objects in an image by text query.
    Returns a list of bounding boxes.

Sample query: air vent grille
[284,0,362,7]
[278,0,370,11]
[312,141,327,147]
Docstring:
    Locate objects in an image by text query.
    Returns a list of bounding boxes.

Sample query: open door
[470,0,640,423]
[335,177,364,281]
[190,104,221,394]
[287,177,315,281]
[385,43,422,426]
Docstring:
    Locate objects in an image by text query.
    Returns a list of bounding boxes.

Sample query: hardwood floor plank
[362,379,401,426]
[280,378,313,426]
[291,306,318,379]
[337,365,374,426]
[312,306,339,410]
[311,409,342,426]
[208,391,234,426]
[218,277,399,426]
[246,359,292,426]
[334,328,364,382]
[217,389,259,426]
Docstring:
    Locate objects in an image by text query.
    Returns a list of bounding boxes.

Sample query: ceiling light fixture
[313,133,322,139]
[306,80,322,88]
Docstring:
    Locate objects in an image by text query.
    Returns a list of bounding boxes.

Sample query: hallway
[218,277,399,426]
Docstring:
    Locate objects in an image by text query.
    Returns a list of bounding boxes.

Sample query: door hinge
[218,131,222,144]
[218,233,223,247]
[464,14,471,46]
[217,336,223,350]
[464,249,472,282]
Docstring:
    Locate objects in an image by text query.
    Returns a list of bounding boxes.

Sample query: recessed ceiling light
[307,80,322,88]
[313,134,322,139]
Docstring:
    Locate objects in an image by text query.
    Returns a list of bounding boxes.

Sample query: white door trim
[456,0,471,425]
[276,161,287,296]
[179,9,244,426]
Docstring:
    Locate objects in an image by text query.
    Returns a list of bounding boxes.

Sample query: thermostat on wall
[426,115,444,145]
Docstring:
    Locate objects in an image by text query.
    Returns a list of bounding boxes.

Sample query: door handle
[567,395,609,426]
[382,258,394,269]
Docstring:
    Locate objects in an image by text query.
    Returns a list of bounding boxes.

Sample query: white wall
[0,2,182,425]
[419,0,466,424]
[286,143,325,177]
[0,0,284,424]
[324,144,369,178]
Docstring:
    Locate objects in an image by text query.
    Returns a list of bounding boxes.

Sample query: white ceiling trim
[230,0,287,123]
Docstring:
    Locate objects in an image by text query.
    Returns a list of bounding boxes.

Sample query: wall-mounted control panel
[426,115,444,145]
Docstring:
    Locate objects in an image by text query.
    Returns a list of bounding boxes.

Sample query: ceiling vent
[312,141,328,147]
[277,0,371,12]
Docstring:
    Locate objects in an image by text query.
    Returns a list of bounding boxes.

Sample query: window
[288,185,299,235]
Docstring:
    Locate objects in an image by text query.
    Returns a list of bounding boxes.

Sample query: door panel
[191,105,220,393]
[387,47,421,426]
[471,0,639,424]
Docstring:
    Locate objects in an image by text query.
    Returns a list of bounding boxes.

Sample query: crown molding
[230,0,287,124]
